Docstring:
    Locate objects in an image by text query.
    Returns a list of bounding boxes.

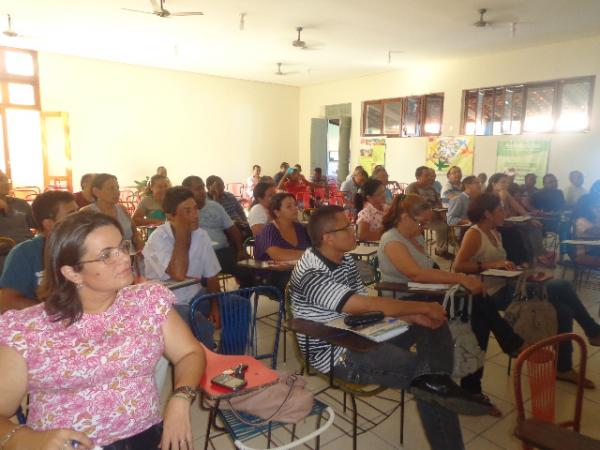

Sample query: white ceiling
[1,0,600,87]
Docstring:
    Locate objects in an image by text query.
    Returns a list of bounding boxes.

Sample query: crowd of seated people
[0,170,34,271]
[2,159,600,450]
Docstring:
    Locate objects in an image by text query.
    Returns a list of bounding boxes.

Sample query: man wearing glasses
[289,205,489,450]
[0,191,78,312]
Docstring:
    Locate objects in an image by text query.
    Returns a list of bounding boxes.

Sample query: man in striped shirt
[289,205,489,450]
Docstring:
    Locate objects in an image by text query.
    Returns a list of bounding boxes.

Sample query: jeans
[174,302,216,349]
[491,280,600,372]
[103,423,162,449]
[333,325,465,450]
[460,295,524,394]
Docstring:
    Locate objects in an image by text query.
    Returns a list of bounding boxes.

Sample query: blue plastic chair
[189,286,283,369]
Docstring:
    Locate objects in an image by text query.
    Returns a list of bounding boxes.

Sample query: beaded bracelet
[0,424,26,449]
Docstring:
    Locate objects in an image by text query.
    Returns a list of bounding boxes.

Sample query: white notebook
[480,269,523,278]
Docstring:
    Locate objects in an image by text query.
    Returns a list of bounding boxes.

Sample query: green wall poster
[496,140,550,185]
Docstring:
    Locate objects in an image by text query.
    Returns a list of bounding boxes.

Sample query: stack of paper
[327,316,409,343]
[480,269,523,277]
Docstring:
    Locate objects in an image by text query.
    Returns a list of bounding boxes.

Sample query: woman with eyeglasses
[0,211,205,450]
[376,194,524,417]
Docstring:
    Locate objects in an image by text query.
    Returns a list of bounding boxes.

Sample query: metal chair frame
[284,288,405,450]
[190,286,284,369]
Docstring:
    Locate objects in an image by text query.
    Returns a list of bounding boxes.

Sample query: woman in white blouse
[248,181,276,236]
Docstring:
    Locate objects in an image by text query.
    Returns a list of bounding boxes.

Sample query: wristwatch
[172,385,197,403]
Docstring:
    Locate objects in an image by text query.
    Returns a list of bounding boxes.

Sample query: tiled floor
[162,268,600,450]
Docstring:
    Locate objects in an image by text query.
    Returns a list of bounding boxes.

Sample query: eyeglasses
[78,240,136,266]
[325,222,355,234]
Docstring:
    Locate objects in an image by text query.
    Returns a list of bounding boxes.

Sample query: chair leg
[400,389,405,445]
[315,410,323,450]
[343,391,347,414]
[507,356,512,376]
[204,407,216,450]
[267,423,272,449]
[351,394,358,450]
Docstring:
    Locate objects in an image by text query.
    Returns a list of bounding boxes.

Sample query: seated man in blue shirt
[447,176,481,226]
[182,175,252,287]
[0,190,78,312]
[290,205,489,450]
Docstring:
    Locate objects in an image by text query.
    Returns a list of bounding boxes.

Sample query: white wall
[298,35,600,187]
[38,52,299,188]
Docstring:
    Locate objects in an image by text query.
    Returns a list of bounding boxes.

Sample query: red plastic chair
[513,333,599,450]
[227,183,245,200]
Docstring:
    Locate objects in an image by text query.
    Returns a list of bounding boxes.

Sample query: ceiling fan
[274,62,298,76]
[473,8,493,28]
[291,26,322,50]
[122,0,203,18]
[2,14,22,38]
[472,8,526,37]
[292,27,307,49]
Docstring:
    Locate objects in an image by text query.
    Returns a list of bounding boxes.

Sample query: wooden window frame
[361,93,444,138]
[422,93,444,137]
[0,46,41,182]
[461,76,594,135]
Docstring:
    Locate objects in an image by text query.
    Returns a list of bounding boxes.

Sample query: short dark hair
[182,175,203,188]
[80,173,94,189]
[355,178,383,213]
[253,181,274,201]
[308,205,344,247]
[39,211,123,326]
[90,173,117,200]
[268,192,295,218]
[461,175,478,190]
[253,164,261,171]
[415,166,429,178]
[163,186,195,215]
[467,192,501,223]
[314,167,322,174]
[205,175,222,190]
[543,173,556,183]
[280,162,289,169]
[32,191,76,230]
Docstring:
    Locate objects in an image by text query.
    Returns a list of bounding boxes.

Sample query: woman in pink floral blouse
[356,178,389,242]
[0,211,205,450]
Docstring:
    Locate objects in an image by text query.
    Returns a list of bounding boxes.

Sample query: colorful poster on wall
[496,140,550,185]
[425,136,474,176]
[358,137,386,175]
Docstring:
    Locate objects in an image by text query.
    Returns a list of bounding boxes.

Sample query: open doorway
[326,119,339,178]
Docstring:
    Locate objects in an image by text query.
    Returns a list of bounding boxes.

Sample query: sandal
[471,393,502,417]
[556,369,596,389]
